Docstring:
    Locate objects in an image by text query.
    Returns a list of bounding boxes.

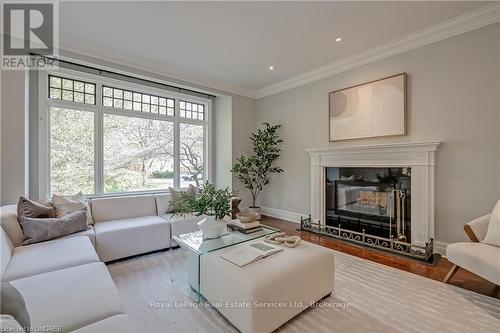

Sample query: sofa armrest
[464,214,490,242]
[0,205,24,247]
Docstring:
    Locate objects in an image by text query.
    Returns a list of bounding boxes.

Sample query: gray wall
[1,70,29,205]
[256,24,500,244]
[214,95,232,189]
[231,95,257,207]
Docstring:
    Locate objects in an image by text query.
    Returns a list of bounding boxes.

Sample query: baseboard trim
[434,241,449,257]
[261,206,306,224]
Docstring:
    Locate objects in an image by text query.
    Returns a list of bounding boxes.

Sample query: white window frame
[38,68,212,199]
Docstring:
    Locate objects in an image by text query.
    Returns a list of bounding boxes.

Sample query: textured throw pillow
[186,184,197,197]
[0,281,31,329]
[19,208,88,245]
[52,192,93,225]
[168,187,180,213]
[17,196,55,219]
[482,200,500,247]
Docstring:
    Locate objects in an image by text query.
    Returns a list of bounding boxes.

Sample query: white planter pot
[197,216,227,239]
[248,206,262,220]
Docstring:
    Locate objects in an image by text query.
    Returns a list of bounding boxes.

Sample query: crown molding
[256,3,500,99]
[58,33,257,99]
[57,3,500,100]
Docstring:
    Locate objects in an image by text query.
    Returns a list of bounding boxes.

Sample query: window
[103,86,175,116]
[49,107,94,194]
[49,75,96,104]
[180,100,204,120]
[40,70,210,197]
[103,114,174,193]
[180,123,204,188]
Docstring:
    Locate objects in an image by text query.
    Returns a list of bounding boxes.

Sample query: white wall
[256,24,500,244]
[1,70,29,205]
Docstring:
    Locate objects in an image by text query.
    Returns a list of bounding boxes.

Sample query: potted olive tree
[231,123,283,220]
[171,181,232,239]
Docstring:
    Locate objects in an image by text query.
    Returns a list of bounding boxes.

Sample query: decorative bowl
[236,211,259,223]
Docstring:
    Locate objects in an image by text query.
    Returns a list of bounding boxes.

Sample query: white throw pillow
[52,192,94,225]
[482,200,500,247]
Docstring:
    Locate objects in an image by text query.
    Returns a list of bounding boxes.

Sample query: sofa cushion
[446,242,500,285]
[19,208,88,245]
[3,236,99,281]
[0,281,30,328]
[91,195,156,223]
[94,216,170,262]
[483,200,500,247]
[155,193,172,215]
[1,205,24,247]
[1,228,14,277]
[10,262,123,333]
[71,314,136,333]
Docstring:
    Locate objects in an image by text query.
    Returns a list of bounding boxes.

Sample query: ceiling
[59,1,492,96]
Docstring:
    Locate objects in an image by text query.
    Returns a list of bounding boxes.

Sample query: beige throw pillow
[168,186,197,213]
[482,200,500,247]
[52,192,94,225]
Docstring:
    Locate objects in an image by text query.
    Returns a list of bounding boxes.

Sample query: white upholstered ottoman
[200,239,335,333]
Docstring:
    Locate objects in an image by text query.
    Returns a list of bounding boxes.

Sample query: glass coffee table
[170,225,281,302]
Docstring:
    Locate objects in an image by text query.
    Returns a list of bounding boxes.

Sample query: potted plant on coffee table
[231,123,283,220]
[171,181,233,239]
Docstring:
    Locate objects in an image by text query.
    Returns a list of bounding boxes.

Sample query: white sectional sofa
[1,193,203,332]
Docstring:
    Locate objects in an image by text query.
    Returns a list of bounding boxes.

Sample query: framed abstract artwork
[329,73,407,141]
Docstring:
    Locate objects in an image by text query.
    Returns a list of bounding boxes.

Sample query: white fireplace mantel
[307,141,441,248]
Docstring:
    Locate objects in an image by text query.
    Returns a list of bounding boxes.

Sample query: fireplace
[326,167,411,241]
[304,142,441,261]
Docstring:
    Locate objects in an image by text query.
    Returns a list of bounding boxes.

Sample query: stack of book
[227,220,262,234]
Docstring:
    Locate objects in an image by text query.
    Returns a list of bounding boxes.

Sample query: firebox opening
[325,167,411,242]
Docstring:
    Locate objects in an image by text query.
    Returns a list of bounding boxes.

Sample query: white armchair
[444,214,500,285]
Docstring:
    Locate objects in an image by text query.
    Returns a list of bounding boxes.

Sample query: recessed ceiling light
[335,37,342,42]
[268,66,274,71]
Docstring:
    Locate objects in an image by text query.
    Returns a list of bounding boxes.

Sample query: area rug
[107,248,500,332]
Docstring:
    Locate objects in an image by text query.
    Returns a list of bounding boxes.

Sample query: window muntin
[49,75,96,105]
[103,114,174,193]
[49,107,95,195]
[102,86,175,116]
[180,100,204,120]
[43,71,210,197]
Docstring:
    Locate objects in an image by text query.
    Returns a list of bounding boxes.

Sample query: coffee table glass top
[172,225,281,255]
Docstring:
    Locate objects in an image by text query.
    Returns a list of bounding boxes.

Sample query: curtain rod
[31,53,217,99]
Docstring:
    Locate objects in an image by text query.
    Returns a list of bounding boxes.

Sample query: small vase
[248,206,262,220]
[197,216,227,239]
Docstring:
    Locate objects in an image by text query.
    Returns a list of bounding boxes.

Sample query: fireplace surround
[306,142,441,258]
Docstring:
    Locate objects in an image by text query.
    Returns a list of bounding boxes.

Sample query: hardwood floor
[260,215,500,299]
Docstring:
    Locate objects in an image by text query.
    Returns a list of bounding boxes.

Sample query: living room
[1,1,499,332]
